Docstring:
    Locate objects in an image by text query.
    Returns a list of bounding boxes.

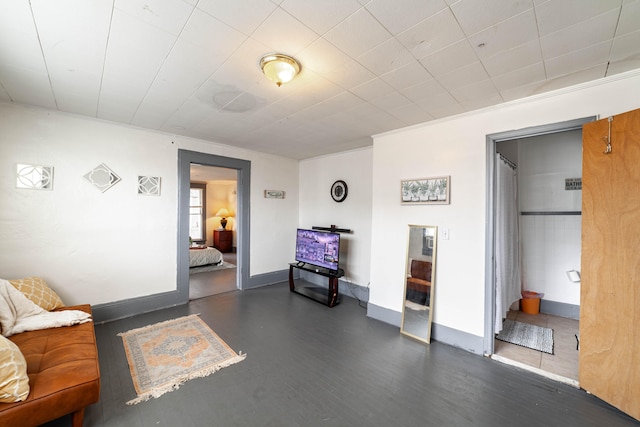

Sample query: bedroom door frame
[177,150,250,301]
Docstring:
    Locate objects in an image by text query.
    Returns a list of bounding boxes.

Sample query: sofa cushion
[0,335,29,403]
[9,277,64,311]
[0,305,100,427]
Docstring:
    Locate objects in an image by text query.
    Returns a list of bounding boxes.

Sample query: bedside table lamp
[215,208,230,230]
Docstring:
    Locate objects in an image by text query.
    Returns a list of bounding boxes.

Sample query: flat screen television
[295,228,340,271]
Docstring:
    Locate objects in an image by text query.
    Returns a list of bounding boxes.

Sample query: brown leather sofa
[406,259,432,305]
[0,304,100,427]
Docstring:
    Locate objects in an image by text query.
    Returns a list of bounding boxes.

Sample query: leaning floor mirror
[401,225,437,343]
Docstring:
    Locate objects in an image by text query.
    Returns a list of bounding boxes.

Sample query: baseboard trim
[92,289,186,324]
[245,269,289,290]
[366,303,484,355]
[540,300,579,320]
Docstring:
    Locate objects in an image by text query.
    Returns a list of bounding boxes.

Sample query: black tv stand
[288,263,344,307]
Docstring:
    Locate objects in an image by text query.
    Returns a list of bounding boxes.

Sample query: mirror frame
[400,224,437,344]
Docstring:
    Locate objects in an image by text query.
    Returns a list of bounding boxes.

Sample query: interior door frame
[483,116,596,356]
[177,149,250,301]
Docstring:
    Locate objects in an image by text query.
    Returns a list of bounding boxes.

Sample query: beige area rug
[118,314,246,405]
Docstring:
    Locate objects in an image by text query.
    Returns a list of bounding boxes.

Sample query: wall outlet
[441,228,450,240]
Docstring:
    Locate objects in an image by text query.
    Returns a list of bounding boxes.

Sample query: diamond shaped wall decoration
[138,176,161,196]
[84,163,121,192]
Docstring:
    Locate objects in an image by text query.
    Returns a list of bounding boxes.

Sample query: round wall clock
[331,180,348,202]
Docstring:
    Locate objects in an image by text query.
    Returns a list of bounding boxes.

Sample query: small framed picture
[401,176,450,205]
[264,190,285,199]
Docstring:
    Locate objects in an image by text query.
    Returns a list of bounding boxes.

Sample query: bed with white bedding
[189,247,223,267]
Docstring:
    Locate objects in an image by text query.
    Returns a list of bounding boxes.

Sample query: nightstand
[213,230,233,253]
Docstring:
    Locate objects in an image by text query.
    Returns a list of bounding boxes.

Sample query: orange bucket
[521,291,541,314]
[521,297,540,314]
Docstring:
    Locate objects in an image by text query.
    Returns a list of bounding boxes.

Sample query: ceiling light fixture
[259,53,300,87]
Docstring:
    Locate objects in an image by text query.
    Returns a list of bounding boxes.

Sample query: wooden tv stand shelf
[289,263,344,307]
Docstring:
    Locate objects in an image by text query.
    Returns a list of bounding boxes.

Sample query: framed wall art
[401,176,450,205]
[264,190,285,199]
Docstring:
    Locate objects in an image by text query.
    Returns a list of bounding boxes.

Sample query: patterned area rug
[189,261,236,275]
[119,315,246,405]
[496,319,554,354]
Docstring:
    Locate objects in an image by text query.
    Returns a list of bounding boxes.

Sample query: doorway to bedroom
[177,150,250,304]
[189,164,238,300]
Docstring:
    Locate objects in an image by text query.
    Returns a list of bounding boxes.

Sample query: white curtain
[495,154,522,333]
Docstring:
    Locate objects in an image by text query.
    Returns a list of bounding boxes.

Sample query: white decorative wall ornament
[137,176,161,196]
[16,164,54,190]
[84,163,121,192]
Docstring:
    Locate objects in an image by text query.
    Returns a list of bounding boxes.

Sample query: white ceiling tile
[0,1,55,107]
[438,61,490,91]
[324,8,391,57]
[323,59,377,89]
[526,64,608,96]
[0,66,57,109]
[450,78,501,106]
[545,40,612,79]
[209,38,274,92]
[181,8,246,51]
[369,91,413,111]
[535,0,622,36]
[469,9,538,59]
[114,0,194,35]
[356,38,414,75]
[396,8,466,60]
[292,91,365,119]
[611,29,640,61]
[607,55,640,76]
[499,79,544,101]
[388,103,434,126]
[280,0,362,34]
[481,39,542,76]
[415,91,464,118]
[251,7,319,55]
[380,62,433,91]
[365,0,447,35]
[491,62,545,91]
[133,8,248,122]
[419,39,478,76]
[350,78,395,101]
[540,9,619,59]
[451,0,534,35]
[197,0,277,35]
[296,38,352,74]
[618,0,640,35]
[0,85,10,101]
[609,29,640,75]
[399,78,447,102]
[98,9,178,122]
[31,0,113,115]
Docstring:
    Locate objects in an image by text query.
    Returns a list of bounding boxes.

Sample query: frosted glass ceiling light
[259,54,300,87]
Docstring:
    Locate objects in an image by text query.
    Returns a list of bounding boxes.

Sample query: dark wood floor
[44,283,637,427]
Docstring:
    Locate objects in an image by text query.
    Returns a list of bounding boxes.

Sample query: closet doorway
[484,117,595,384]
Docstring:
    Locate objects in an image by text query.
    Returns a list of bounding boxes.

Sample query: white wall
[370,70,640,339]
[517,131,582,306]
[298,147,373,287]
[204,180,237,247]
[0,102,298,306]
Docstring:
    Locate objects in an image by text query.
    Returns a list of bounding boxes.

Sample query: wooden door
[580,109,640,420]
